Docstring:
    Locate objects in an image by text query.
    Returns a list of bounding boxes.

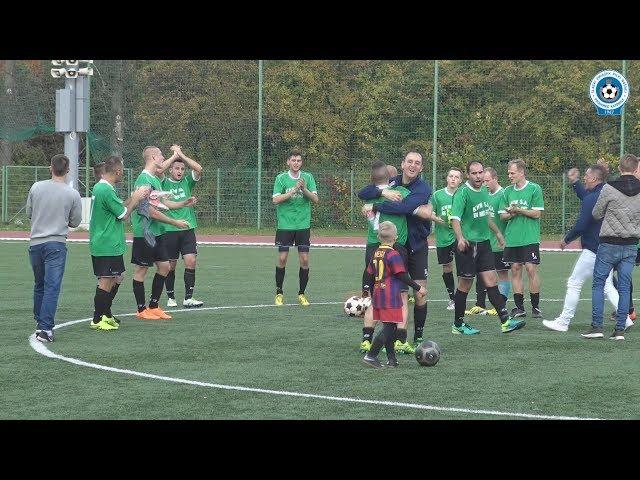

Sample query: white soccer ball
[344,296,365,317]
[601,83,618,100]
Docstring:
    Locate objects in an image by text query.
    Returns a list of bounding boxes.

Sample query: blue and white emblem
[590,70,629,116]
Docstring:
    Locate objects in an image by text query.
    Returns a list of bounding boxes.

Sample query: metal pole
[257,60,263,230]
[350,168,354,226]
[620,60,628,158]
[85,74,91,198]
[2,165,7,222]
[64,77,79,191]
[216,167,221,224]
[561,174,566,234]
[432,60,439,190]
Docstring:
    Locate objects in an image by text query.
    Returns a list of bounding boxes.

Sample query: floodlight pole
[63,76,80,191]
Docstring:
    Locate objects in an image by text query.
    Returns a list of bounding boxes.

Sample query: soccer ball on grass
[415,340,441,367]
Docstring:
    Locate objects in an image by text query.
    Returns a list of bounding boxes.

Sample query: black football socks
[133,280,146,312]
[442,271,455,301]
[184,268,196,300]
[165,270,176,299]
[414,303,427,340]
[148,273,166,309]
[275,267,285,295]
[298,267,309,295]
[454,289,469,327]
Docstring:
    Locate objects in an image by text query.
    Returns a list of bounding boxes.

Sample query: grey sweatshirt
[26,179,83,246]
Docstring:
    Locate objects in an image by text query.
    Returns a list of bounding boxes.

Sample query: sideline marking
[1,237,583,252]
[30,303,602,420]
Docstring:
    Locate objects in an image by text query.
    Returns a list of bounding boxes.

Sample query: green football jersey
[498,180,544,247]
[450,182,492,243]
[431,187,457,247]
[366,185,410,245]
[89,180,127,257]
[131,170,164,238]
[487,186,507,253]
[272,170,317,230]
[162,171,199,232]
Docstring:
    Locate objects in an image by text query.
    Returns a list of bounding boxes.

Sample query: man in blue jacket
[360,151,432,352]
[543,164,632,332]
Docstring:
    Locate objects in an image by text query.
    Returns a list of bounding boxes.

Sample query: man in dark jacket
[583,154,640,340]
[359,151,432,352]
[543,165,631,332]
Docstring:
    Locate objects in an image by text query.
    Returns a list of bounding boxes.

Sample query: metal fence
[2,60,631,234]
[1,165,579,234]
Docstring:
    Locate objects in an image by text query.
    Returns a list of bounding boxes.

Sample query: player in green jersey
[360,162,412,354]
[158,145,204,309]
[131,146,193,321]
[499,159,544,319]
[272,150,319,306]
[89,156,149,330]
[431,168,463,312]
[449,160,525,335]
[466,167,511,316]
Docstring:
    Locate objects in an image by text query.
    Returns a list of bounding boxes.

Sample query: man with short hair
[449,161,525,335]
[359,161,410,353]
[543,165,632,332]
[451,160,525,335]
[430,168,463,311]
[471,167,511,316]
[582,154,640,341]
[89,156,148,330]
[359,151,432,351]
[272,150,319,306]
[158,145,204,308]
[499,159,544,318]
[26,154,82,342]
[130,146,193,320]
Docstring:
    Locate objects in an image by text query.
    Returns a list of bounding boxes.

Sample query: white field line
[29,303,602,420]
[0,237,582,251]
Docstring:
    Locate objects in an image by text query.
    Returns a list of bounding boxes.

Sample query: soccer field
[2,241,639,420]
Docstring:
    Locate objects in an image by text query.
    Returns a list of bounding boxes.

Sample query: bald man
[130,146,193,321]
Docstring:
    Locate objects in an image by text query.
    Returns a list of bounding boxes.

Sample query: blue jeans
[592,242,636,331]
[29,242,68,331]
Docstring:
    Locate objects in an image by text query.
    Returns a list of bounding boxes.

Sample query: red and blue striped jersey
[366,245,407,309]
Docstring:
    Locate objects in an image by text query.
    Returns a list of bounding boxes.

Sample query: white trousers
[558,249,618,324]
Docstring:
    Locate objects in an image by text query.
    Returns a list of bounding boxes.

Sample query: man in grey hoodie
[26,154,83,342]
[583,154,640,341]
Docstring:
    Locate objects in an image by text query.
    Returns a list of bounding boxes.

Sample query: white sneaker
[542,318,569,332]
[625,315,634,331]
[167,298,178,307]
[183,298,204,308]
[446,300,455,310]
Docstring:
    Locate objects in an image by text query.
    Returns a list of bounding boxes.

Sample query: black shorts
[436,241,456,265]
[503,243,540,265]
[635,248,640,266]
[407,244,429,281]
[454,240,495,278]
[92,255,125,278]
[131,235,169,267]
[275,228,311,252]
[493,251,511,271]
[365,243,409,293]
[164,229,198,260]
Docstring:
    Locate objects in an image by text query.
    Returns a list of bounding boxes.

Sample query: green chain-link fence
[1,60,635,233]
